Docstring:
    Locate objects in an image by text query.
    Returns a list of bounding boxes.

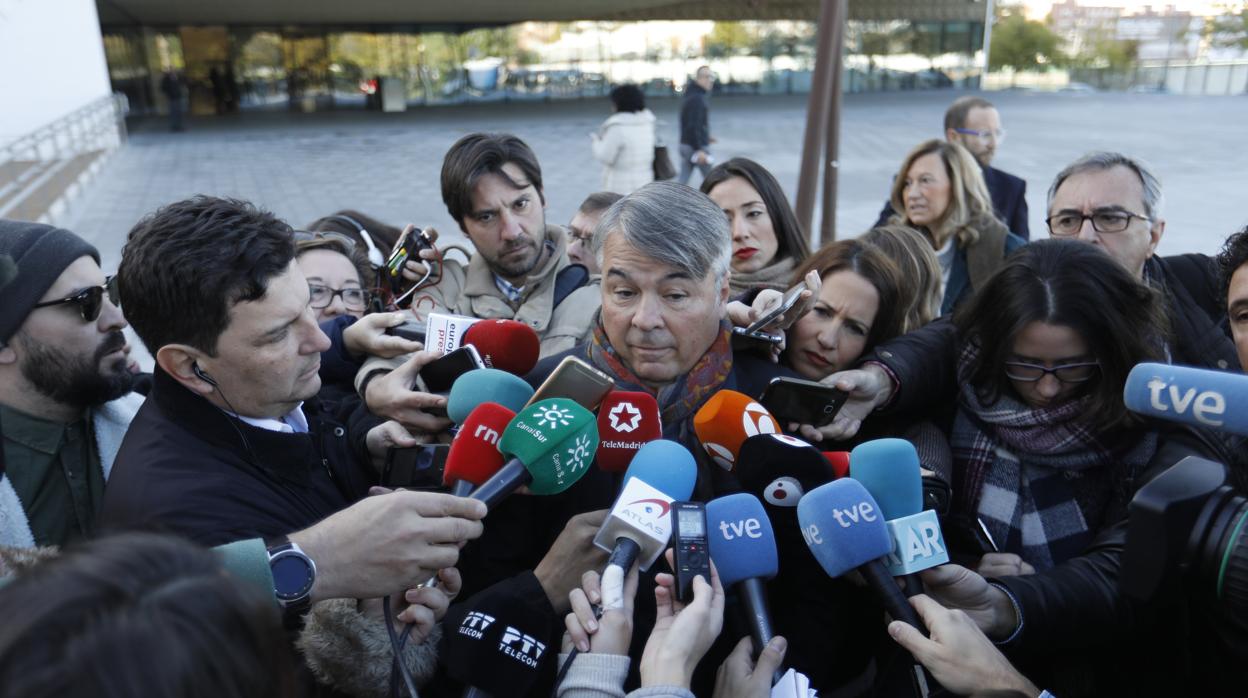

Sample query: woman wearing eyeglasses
[294,232,375,323]
[947,239,1168,574]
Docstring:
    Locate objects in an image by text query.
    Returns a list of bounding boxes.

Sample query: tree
[989,11,1063,83]
[705,21,752,58]
[1208,3,1248,50]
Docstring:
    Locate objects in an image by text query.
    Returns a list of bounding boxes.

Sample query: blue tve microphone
[707,493,780,663]
[593,440,698,573]
[851,439,949,579]
[447,368,535,424]
[797,479,923,632]
[1124,362,1248,436]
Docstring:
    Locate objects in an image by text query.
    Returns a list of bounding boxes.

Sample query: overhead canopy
[96,0,985,27]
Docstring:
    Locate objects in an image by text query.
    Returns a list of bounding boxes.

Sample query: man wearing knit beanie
[0,220,143,548]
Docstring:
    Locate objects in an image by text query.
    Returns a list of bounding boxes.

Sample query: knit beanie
[0,220,100,343]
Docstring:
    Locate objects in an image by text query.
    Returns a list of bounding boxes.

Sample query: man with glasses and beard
[0,221,142,548]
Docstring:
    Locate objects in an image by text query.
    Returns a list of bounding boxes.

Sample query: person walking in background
[159,69,185,132]
[677,66,714,185]
[589,84,656,194]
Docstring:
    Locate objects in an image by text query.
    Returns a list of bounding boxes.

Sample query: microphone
[463,319,541,376]
[443,581,556,698]
[693,390,781,471]
[471,398,599,509]
[706,493,780,663]
[1124,362,1248,436]
[447,368,535,425]
[595,391,663,473]
[737,433,837,509]
[796,479,922,631]
[822,451,851,480]
[593,440,697,573]
[850,439,949,580]
[443,403,513,497]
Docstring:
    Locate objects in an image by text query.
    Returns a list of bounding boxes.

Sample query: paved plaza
[67,90,1248,276]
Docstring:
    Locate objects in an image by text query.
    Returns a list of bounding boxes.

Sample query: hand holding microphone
[639,549,726,690]
[563,565,640,655]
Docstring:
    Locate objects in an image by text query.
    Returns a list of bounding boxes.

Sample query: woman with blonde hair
[859,224,943,333]
[888,139,1024,315]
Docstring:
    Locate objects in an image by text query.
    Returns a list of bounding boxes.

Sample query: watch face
[271,553,313,600]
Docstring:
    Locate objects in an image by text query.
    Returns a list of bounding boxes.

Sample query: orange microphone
[692,390,781,471]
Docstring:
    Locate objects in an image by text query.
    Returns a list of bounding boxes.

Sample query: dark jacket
[942,225,1027,316]
[679,81,710,150]
[875,164,1030,240]
[98,367,377,547]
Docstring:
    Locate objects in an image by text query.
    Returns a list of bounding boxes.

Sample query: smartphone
[383,320,426,343]
[526,356,615,410]
[731,326,785,344]
[383,444,450,490]
[670,502,711,603]
[386,227,435,293]
[759,376,849,427]
[418,345,485,394]
[744,282,808,335]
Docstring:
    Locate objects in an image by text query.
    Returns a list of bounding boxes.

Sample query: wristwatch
[265,535,316,617]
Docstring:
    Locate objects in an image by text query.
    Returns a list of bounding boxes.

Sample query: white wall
[0,0,112,145]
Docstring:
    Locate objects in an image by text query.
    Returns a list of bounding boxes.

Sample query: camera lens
[1206,495,1248,617]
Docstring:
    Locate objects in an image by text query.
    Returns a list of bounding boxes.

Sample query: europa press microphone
[443,403,513,496]
[1124,362,1248,436]
[462,319,541,376]
[444,579,558,698]
[706,493,781,670]
[470,398,599,509]
[693,390,781,471]
[595,391,664,473]
[447,368,534,425]
[850,439,949,592]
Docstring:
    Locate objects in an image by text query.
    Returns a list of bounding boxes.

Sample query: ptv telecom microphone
[447,368,534,425]
[707,493,780,663]
[443,402,513,497]
[1124,362,1248,436]
[444,579,557,698]
[470,398,599,510]
[694,390,781,471]
[596,391,663,473]
[851,439,948,579]
[593,440,697,573]
[462,319,541,376]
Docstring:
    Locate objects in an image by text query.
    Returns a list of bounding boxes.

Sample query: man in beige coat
[358,133,601,424]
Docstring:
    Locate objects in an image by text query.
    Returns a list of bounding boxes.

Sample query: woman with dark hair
[701,158,812,296]
[0,532,297,698]
[590,83,656,194]
[949,239,1168,572]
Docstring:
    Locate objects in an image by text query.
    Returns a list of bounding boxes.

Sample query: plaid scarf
[586,316,734,444]
[950,343,1157,570]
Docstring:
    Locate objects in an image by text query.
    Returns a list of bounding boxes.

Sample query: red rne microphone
[462,320,541,376]
[443,402,514,496]
[595,391,662,473]
[693,390,781,471]
[823,451,851,480]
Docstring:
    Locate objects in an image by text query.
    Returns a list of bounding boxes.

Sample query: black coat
[98,367,378,546]
[679,80,710,150]
[875,164,1030,240]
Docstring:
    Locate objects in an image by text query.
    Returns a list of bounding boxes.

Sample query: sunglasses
[31,276,120,323]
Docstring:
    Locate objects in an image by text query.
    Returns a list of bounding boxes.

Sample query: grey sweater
[556,653,696,698]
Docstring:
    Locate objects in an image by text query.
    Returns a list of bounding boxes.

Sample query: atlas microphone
[462,319,541,376]
[595,391,663,473]
[850,439,949,581]
[706,493,781,666]
[1124,362,1248,436]
[470,398,599,510]
[593,440,697,575]
[693,390,781,471]
[443,403,513,497]
[447,368,534,425]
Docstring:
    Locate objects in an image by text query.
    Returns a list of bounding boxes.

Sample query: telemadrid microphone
[447,368,535,424]
[595,391,663,473]
[443,581,556,698]
[470,398,599,510]
[462,319,541,376]
[706,493,780,664]
[693,390,781,471]
[1124,362,1248,436]
[822,451,851,480]
[850,439,948,581]
[796,479,923,631]
[443,403,513,497]
[593,440,698,575]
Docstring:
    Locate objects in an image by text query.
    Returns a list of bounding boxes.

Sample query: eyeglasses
[1004,360,1100,383]
[31,276,119,322]
[308,283,372,311]
[954,127,1006,144]
[1046,210,1150,237]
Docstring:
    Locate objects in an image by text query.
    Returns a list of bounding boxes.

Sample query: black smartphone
[383,444,450,490]
[383,320,426,343]
[670,501,711,604]
[730,326,785,344]
[744,281,808,334]
[386,227,435,293]
[417,345,485,394]
[759,376,849,427]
